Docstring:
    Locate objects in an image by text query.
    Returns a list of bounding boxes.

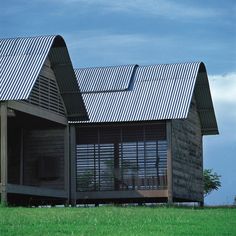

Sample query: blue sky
[1,0,236,205]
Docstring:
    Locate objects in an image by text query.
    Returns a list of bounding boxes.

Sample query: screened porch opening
[7,110,66,189]
[76,123,167,192]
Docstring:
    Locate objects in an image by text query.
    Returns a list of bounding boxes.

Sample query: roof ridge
[75,61,203,71]
[75,64,138,71]
[0,34,60,41]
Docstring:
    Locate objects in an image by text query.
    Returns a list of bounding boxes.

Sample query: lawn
[0,206,235,236]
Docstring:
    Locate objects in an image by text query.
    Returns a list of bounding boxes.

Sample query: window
[76,124,167,192]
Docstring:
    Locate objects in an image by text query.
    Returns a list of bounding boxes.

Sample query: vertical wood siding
[8,127,21,184]
[172,95,203,202]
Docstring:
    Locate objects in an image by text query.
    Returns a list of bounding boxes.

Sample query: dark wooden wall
[23,128,65,189]
[172,95,203,202]
[8,127,21,184]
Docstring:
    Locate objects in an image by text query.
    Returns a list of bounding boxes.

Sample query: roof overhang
[194,63,219,135]
[48,37,88,121]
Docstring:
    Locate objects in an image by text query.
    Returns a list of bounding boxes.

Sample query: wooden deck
[6,184,68,198]
[76,189,168,200]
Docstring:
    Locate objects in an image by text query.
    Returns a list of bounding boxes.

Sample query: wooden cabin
[0,35,88,205]
[72,63,218,205]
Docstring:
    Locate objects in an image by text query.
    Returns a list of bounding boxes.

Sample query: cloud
[205,73,236,205]
[208,72,236,130]
[209,73,236,104]
[43,0,223,20]
[64,30,181,67]
[74,32,149,48]
[104,0,222,19]
[65,32,149,66]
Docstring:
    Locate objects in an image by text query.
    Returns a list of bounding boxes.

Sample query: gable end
[26,58,66,116]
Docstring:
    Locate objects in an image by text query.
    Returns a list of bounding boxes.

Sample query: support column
[69,125,76,206]
[200,136,204,207]
[20,128,24,185]
[64,125,70,205]
[166,121,173,204]
[199,201,204,207]
[1,102,8,205]
[114,142,120,190]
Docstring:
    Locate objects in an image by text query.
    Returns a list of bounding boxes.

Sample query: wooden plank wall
[172,95,203,202]
[23,128,65,189]
[8,127,21,184]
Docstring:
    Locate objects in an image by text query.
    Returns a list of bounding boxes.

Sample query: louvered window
[76,124,167,192]
[27,75,65,116]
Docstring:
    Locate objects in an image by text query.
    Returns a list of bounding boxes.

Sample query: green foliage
[0,206,236,235]
[204,169,221,197]
[77,170,96,190]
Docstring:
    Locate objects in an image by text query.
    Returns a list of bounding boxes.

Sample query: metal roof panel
[73,62,218,135]
[0,36,55,100]
[75,65,137,93]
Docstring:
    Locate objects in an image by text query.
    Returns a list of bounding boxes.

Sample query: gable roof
[0,35,88,121]
[73,62,218,135]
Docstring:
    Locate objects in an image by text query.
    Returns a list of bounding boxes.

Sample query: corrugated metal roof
[73,62,218,135]
[75,64,137,92]
[0,35,88,120]
[1,36,55,100]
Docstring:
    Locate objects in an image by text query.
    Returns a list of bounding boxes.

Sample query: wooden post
[64,125,70,205]
[69,125,76,206]
[114,142,120,190]
[166,120,173,204]
[200,136,204,207]
[20,128,24,185]
[1,102,8,205]
[199,201,204,207]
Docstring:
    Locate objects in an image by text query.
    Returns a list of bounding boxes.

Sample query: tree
[203,169,221,197]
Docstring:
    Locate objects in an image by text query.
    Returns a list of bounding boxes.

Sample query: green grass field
[0,206,235,236]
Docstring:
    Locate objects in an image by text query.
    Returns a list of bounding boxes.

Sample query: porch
[0,101,69,205]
